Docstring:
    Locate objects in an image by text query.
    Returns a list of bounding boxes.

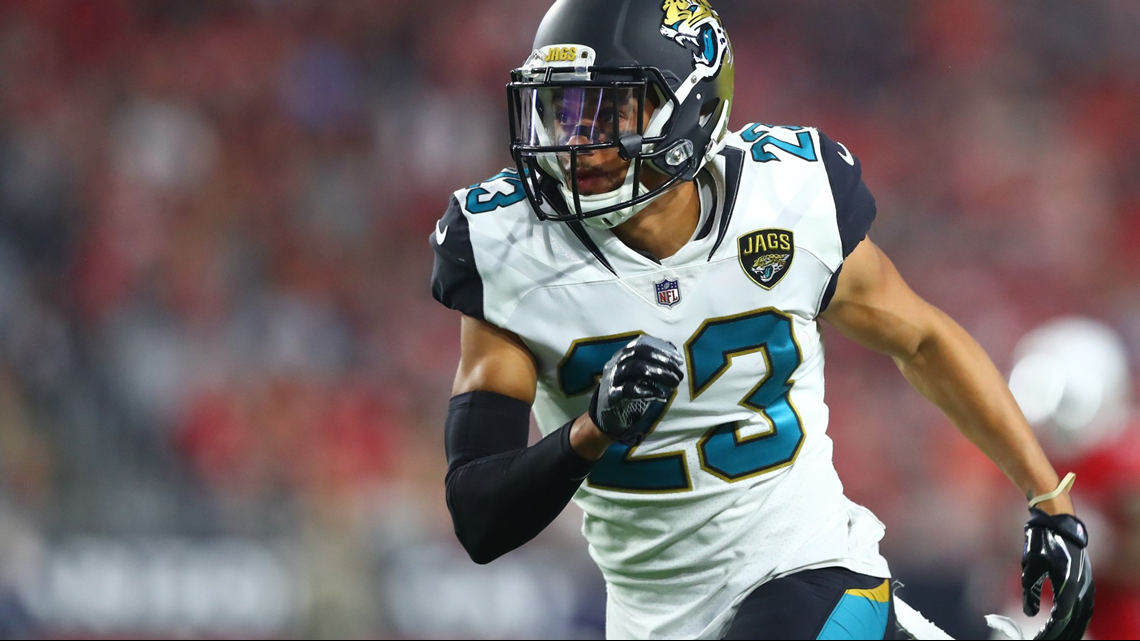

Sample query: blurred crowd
[0,0,1139,638]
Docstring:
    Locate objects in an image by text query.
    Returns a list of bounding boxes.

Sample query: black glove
[1021,508,1094,640]
[588,335,684,446]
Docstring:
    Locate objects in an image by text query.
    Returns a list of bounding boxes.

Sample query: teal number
[466,172,526,213]
[589,423,690,493]
[557,311,806,493]
[558,333,691,493]
[685,309,805,481]
[740,125,818,163]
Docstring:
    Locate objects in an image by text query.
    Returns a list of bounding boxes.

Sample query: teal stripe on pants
[816,592,889,640]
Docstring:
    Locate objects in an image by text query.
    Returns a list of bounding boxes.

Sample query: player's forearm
[893,310,1074,515]
[446,421,597,563]
[444,392,597,563]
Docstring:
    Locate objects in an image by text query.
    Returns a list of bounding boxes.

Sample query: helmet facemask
[508,56,697,228]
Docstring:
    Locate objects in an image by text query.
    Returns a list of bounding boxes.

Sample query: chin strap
[1027,472,1076,509]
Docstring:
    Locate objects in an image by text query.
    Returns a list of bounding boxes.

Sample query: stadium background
[0,0,1138,638]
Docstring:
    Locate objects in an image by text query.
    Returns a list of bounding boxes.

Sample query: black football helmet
[508,0,735,228]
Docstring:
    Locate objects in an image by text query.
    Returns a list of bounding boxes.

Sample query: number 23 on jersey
[558,308,806,494]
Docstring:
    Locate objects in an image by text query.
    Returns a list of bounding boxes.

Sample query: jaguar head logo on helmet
[507,0,734,229]
[660,0,732,82]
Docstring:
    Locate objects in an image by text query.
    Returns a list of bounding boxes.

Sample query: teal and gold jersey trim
[817,579,891,640]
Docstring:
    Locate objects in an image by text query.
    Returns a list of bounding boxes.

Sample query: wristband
[1027,471,1076,509]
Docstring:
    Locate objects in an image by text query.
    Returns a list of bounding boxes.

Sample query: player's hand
[1021,508,1094,640]
[588,335,684,446]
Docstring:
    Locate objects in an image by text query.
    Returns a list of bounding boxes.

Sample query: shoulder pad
[432,169,562,325]
[727,124,876,259]
[430,195,483,320]
[726,123,821,163]
[816,131,876,258]
[458,169,529,216]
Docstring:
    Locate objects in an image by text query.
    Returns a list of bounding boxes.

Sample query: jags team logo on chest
[655,278,681,308]
[738,229,794,289]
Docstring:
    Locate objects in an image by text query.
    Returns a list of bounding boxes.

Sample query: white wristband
[1028,472,1076,509]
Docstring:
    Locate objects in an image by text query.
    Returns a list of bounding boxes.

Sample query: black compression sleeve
[444,391,598,564]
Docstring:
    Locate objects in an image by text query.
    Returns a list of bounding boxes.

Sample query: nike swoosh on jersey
[836,142,855,166]
[435,221,449,244]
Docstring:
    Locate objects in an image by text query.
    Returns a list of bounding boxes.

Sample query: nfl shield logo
[655,278,681,308]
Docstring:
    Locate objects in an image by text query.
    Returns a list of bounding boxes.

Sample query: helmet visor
[511,86,643,149]
[507,69,689,222]
[511,86,649,197]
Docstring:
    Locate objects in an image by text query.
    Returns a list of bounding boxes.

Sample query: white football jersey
[431,125,891,640]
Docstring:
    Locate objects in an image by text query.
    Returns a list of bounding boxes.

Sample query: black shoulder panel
[818,132,876,259]
[707,145,745,261]
[430,196,484,320]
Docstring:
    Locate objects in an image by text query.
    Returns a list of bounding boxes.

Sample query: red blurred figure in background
[1009,317,1140,639]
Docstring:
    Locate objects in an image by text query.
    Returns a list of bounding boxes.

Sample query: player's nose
[561,122,608,148]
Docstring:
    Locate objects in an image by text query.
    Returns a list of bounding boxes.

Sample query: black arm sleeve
[444,391,598,564]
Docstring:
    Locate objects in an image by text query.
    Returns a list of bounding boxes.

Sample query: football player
[429,1,1094,638]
